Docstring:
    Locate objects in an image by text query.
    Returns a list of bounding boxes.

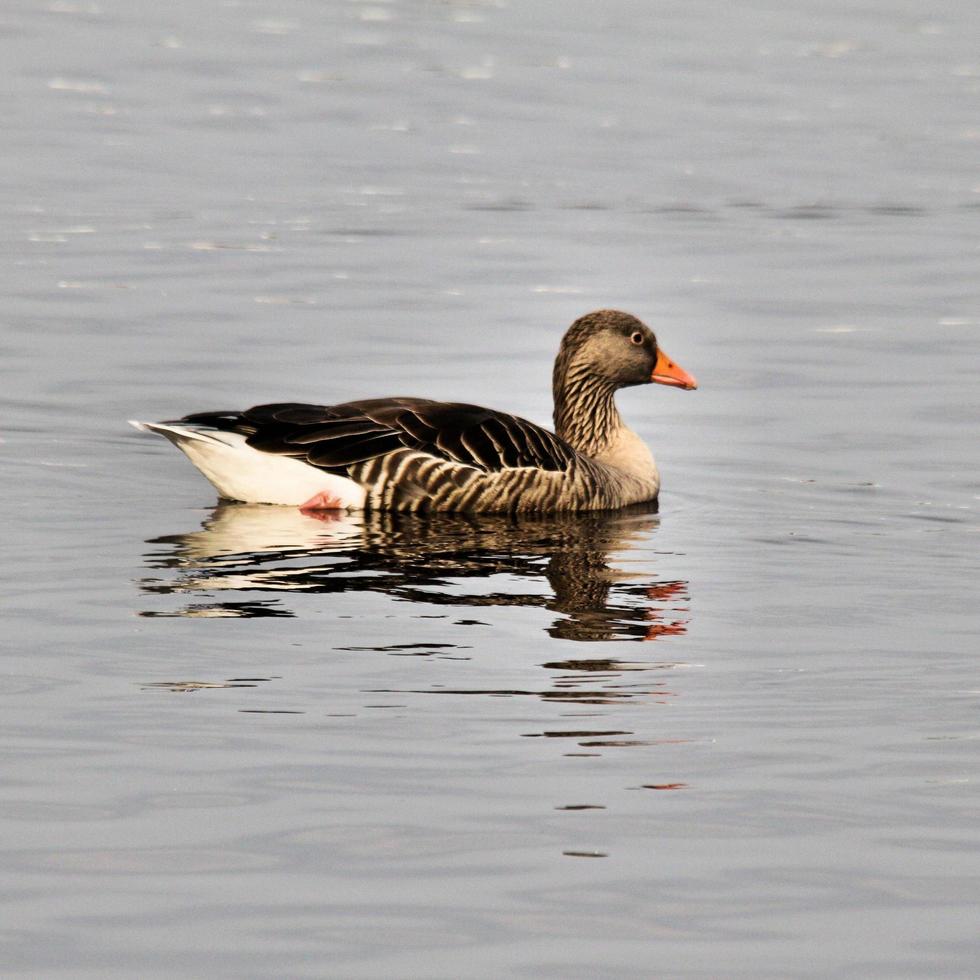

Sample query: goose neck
[552,367,622,456]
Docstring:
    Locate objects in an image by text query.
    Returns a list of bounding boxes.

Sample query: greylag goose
[131,309,696,513]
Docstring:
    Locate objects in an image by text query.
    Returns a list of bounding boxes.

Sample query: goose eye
[630,331,644,345]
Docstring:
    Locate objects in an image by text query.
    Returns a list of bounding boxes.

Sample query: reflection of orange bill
[644,622,688,641]
[643,580,689,641]
[652,348,698,390]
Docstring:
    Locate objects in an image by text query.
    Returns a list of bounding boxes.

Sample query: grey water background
[2,0,978,975]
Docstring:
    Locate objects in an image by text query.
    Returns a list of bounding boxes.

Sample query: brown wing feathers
[179,400,574,475]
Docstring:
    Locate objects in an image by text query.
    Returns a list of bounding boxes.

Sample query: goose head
[554,309,698,393]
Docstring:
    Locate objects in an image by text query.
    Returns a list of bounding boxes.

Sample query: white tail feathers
[130,420,366,508]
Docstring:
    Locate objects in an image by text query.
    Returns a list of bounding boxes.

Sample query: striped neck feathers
[552,355,625,458]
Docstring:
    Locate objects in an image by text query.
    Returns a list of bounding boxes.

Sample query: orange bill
[651,348,698,390]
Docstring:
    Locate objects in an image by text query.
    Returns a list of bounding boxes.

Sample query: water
[2,0,979,976]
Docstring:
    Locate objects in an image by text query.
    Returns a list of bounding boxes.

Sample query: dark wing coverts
[181,398,576,475]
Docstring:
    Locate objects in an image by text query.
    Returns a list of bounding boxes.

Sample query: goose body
[132,310,696,513]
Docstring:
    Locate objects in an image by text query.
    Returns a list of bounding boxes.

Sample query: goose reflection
[140,504,689,642]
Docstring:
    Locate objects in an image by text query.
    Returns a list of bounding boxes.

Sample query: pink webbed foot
[299,491,344,518]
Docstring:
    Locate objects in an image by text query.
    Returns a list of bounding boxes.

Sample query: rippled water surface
[2,0,979,976]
